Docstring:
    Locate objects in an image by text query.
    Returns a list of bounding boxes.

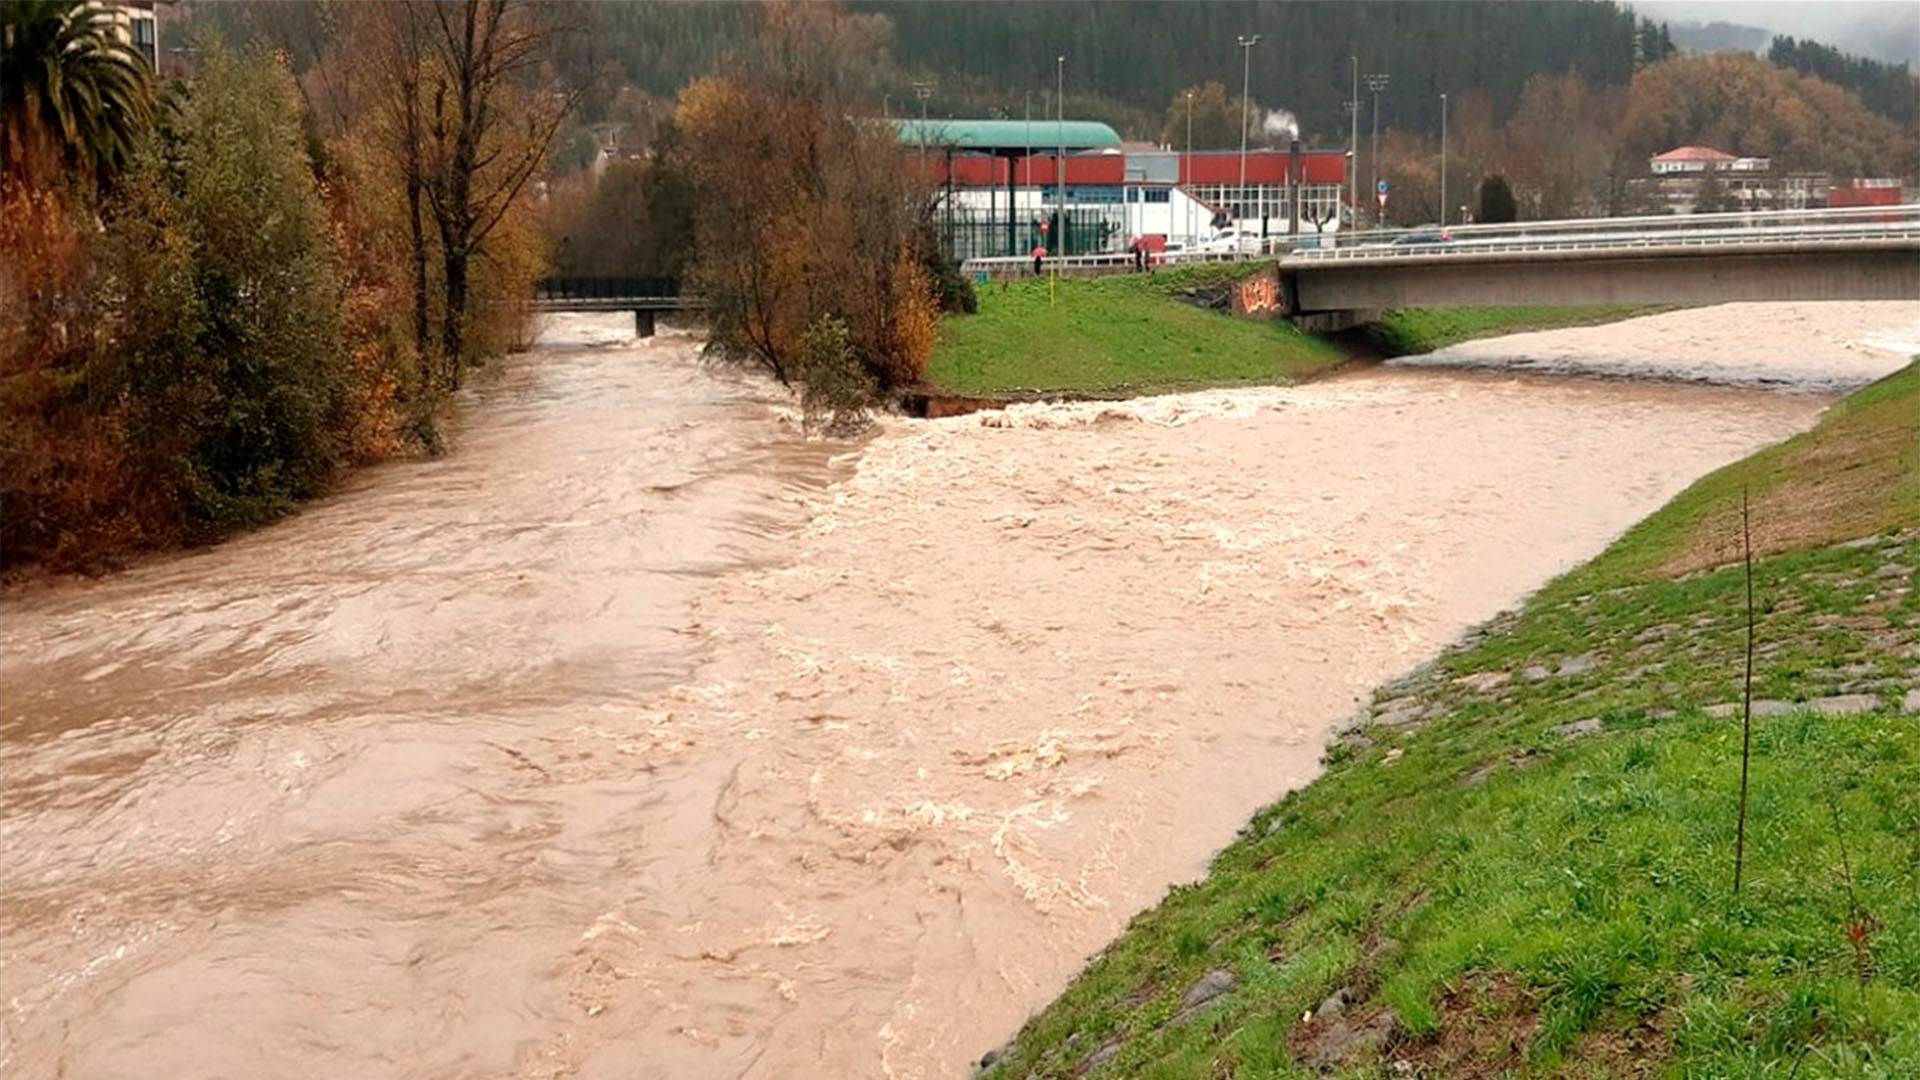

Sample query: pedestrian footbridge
[531,277,697,336]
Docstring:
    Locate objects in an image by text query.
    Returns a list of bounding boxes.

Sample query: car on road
[1390,228,1453,247]
[1197,228,1261,254]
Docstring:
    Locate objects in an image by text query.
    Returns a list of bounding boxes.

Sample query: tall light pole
[1185,89,1194,245]
[1439,91,1448,226]
[912,78,935,159]
[1023,91,1032,188]
[1366,72,1389,228]
[1237,33,1260,224]
[1348,55,1359,234]
[1056,54,1066,257]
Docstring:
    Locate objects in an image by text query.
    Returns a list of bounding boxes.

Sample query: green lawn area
[1557,362,1920,594]
[927,266,1347,397]
[982,363,1920,1079]
[1366,305,1673,355]
[927,267,1671,398]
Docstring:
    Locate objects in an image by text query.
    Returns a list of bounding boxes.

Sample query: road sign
[1377,179,1389,194]
[1377,192,1389,208]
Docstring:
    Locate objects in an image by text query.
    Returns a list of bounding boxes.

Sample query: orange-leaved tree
[669,3,936,425]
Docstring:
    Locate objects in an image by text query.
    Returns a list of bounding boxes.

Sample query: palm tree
[2,0,155,187]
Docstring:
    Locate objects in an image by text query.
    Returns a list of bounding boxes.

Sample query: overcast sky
[1626,1,1920,64]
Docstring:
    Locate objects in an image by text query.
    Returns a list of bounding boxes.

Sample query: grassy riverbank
[981,361,1920,1079]
[928,266,1346,397]
[927,268,1666,398]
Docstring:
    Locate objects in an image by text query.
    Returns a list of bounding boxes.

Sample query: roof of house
[893,119,1124,152]
[1652,146,1737,162]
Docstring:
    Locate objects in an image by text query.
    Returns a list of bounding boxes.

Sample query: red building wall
[918,149,1347,188]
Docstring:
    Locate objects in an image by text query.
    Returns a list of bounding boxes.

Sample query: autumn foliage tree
[671,4,936,427]
[1158,81,1263,151]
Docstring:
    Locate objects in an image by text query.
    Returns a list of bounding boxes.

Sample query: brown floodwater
[1,307,1909,1079]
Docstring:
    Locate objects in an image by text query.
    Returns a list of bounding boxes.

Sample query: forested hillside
[1769,36,1918,130]
[855,0,1666,140]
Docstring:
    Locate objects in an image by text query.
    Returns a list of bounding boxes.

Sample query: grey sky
[1627,1,1919,64]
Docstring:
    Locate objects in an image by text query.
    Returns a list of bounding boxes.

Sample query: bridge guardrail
[959,205,1920,277]
[535,276,682,302]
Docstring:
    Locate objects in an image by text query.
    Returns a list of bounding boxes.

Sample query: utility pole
[1366,72,1389,228]
[1440,91,1448,226]
[1348,54,1359,235]
[1237,33,1261,225]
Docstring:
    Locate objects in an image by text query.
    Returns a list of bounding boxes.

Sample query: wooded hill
[556,1,1910,144]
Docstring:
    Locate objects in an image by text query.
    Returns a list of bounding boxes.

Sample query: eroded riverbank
[1,305,1912,1079]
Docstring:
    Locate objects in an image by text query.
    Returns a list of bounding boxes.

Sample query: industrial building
[896,119,1349,261]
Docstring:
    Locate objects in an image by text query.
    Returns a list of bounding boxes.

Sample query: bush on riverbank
[668,7,940,418]
[981,362,1920,1078]
[1,9,565,572]
[2,45,356,565]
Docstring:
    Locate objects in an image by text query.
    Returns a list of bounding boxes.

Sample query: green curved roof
[893,119,1122,151]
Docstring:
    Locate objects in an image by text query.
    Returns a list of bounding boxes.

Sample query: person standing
[1032,243,1047,276]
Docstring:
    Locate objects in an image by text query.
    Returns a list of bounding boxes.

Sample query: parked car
[1197,228,1261,254]
[1390,228,1453,246]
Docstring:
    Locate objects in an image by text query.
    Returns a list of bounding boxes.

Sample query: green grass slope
[983,363,1920,1079]
[927,267,1346,397]
[928,266,1670,399]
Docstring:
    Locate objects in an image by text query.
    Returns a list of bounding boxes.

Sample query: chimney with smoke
[1262,109,1299,145]
[1289,139,1302,236]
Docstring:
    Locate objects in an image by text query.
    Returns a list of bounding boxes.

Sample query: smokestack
[1289,139,1301,237]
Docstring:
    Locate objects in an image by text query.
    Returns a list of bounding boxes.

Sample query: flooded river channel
[3,305,1913,1079]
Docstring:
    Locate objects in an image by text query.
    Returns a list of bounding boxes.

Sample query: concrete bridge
[963,205,1920,328]
[532,276,696,336]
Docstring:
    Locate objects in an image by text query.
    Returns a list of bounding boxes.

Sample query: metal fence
[938,206,1128,262]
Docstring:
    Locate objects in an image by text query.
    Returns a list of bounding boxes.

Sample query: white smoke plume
[1262,109,1300,143]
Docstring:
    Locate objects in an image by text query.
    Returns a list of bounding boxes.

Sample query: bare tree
[407,0,581,385]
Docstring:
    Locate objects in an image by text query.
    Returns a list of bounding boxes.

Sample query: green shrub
[793,314,876,434]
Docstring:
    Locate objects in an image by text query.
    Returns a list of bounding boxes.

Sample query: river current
[2,304,1913,1079]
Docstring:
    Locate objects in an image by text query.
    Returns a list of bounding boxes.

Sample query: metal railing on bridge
[534,276,684,305]
[1285,203,1920,263]
[959,204,1920,280]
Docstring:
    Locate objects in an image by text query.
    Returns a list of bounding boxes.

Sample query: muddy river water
[3,303,1914,1079]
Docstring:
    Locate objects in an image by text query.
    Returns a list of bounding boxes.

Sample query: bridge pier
[633,309,656,339]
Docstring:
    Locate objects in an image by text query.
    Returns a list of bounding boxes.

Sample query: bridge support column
[633,309,656,339]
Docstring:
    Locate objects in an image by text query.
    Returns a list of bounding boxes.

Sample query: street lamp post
[1365,72,1389,228]
[1237,33,1260,226]
[1185,89,1194,245]
[1440,91,1448,226]
[1348,55,1359,234]
[1056,54,1066,256]
[912,78,935,157]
